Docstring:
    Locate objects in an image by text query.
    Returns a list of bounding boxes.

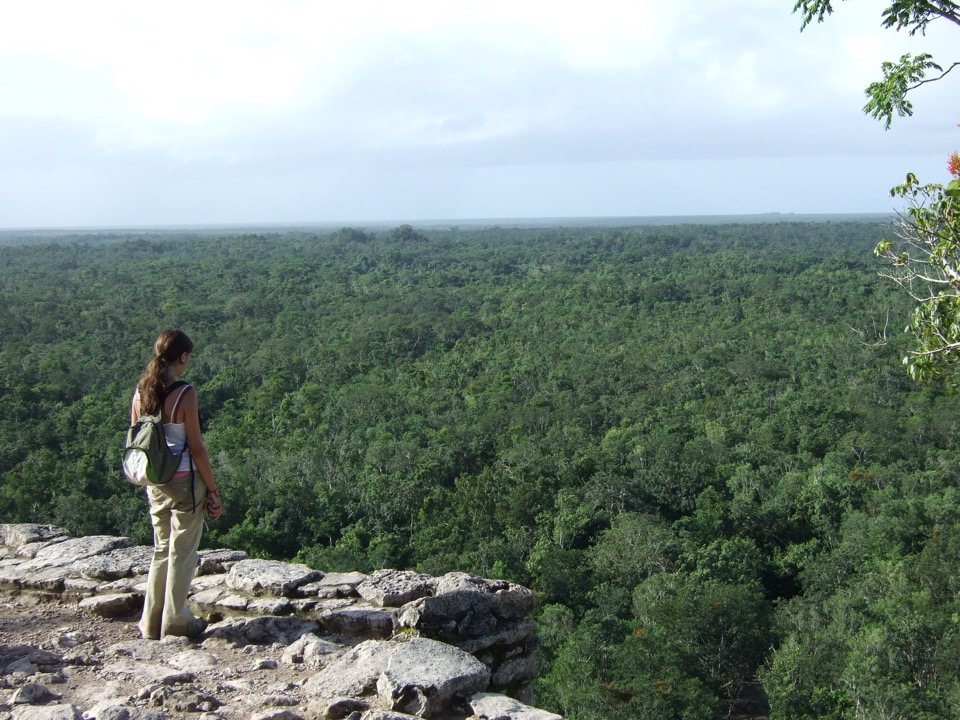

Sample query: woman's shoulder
[162,381,196,420]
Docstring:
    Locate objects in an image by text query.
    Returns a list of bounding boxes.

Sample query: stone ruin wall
[0,523,561,720]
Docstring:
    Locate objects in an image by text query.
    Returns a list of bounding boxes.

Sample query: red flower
[948,151,960,177]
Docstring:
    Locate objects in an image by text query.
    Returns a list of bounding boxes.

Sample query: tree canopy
[5,220,960,717]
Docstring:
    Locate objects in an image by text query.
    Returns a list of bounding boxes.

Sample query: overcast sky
[1,0,957,227]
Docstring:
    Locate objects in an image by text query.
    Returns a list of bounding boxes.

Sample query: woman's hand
[206,490,223,520]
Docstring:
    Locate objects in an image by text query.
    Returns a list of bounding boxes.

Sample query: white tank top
[132,383,193,475]
[163,421,193,474]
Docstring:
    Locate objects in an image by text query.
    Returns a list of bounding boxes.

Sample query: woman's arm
[179,387,222,519]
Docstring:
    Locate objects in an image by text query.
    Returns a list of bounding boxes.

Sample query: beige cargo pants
[138,472,206,639]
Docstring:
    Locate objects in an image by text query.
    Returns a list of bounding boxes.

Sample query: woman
[131,328,222,639]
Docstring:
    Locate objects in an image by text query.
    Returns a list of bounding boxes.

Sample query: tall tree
[794,1,960,382]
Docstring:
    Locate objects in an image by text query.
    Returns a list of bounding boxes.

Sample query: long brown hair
[137,328,194,415]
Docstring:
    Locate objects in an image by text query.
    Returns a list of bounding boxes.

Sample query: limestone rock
[491,655,537,688]
[96,707,169,720]
[0,524,554,719]
[189,572,229,592]
[248,711,304,720]
[17,566,78,593]
[10,705,83,720]
[303,640,397,699]
[469,692,564,720]
[300,571,367,599]
[26,537,133,570]
[148,685,220,713]
[11,683,58,705]
[305,638,489,718]
[0,524,68,550]
[205,616,321,647]
[357,570,436,608]
[62,577,102,595]
[197,549,248,575]
[226,559,322,597]
[77,593,142,618]
[73,546,153,581]
[436,574,536,620]
[320,605,395,639]
[280,633,342,666]
[456,621,535,655]
[4,649,62,675]
[53,630,94,648]
[395,577,535,645]
[307,696,371,718]
[193,590,249,611]
[167,650,222,674]
[248,597,292,616]
[375,638,490,717]
[102,660,194,685]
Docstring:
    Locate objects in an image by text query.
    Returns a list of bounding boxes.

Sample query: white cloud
[0,0,956,225]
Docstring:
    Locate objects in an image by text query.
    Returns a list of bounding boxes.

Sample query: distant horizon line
[0,211,896,235]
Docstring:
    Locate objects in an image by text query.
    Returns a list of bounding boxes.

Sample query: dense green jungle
[3,221,960,719]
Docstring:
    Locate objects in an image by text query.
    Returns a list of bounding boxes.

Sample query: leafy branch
[793,1,959,128]
[874,172,960,381]
[864,55,958,129]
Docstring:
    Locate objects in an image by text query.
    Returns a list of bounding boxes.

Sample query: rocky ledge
[0,524,561,720]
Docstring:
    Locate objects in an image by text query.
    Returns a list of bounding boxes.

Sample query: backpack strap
[168,384,192,423]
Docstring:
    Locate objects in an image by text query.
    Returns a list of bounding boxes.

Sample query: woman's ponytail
[136,329,194,415]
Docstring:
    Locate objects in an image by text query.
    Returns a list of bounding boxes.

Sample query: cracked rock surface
[0,525,559,720]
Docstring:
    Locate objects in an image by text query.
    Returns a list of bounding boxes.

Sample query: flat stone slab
[226,559,322,597]
[102,660,194,685]
[304,640,397,699]
[205,616,321,647]
[300,571,367,599]
[281,633,343,666]
[18,565,81,593]
[470,692,564,720]
[78,593,142,618]
[99,577,147,595]
[320,605,395,638]
[198,548,248,575]
[11,705,83,720]
[167,649,222,673]
[248,597,292,615]
[305,637,489,717]
[357,570,436,608]
[107,639,170,662]
[73,545,153,580]
[0,524,68,550]
[395,575,536,642]
[376,637,490,716]
[62,577,102,594]
[24,536,133,571]
[436,573,537,619]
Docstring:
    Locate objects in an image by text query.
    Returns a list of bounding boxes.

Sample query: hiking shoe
[185,617,208,638]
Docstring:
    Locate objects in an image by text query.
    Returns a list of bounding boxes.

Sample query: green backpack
[122,381,191,486]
